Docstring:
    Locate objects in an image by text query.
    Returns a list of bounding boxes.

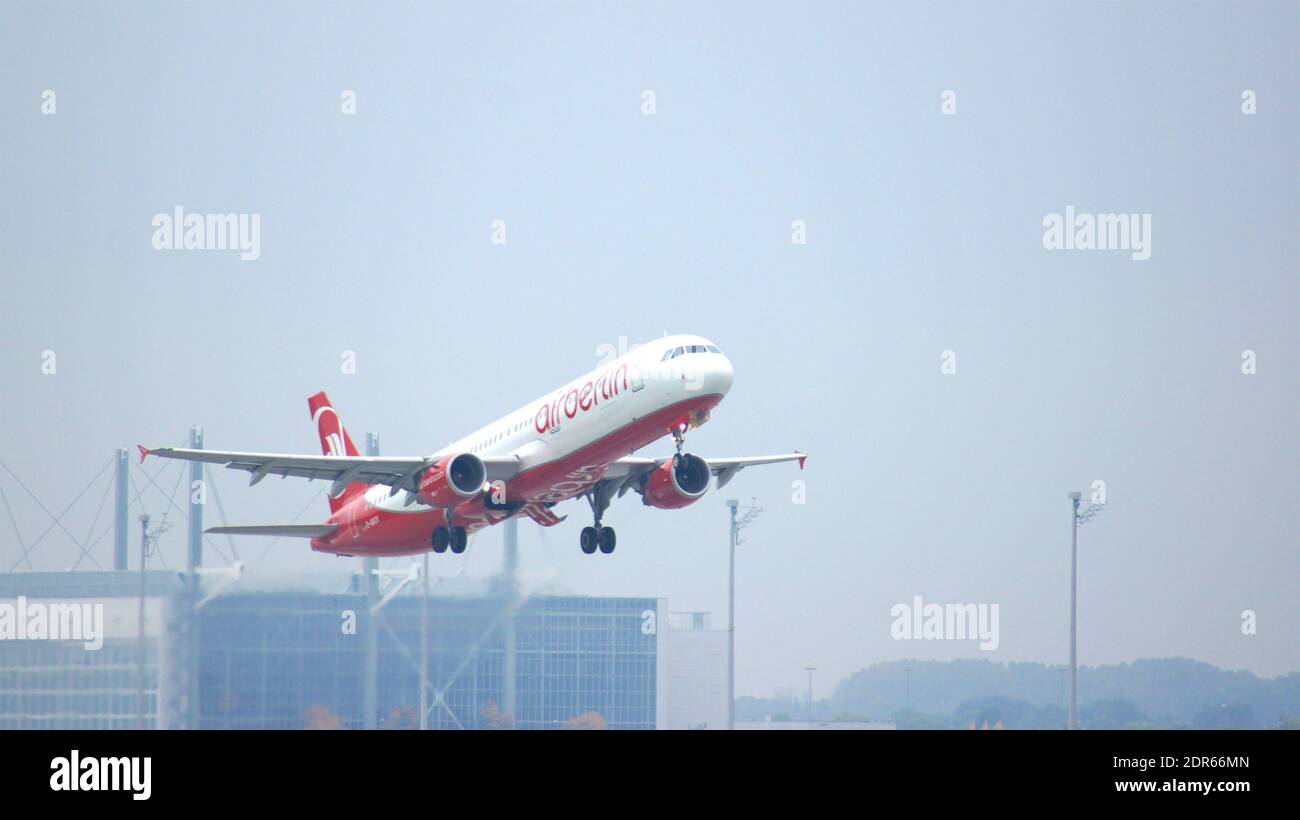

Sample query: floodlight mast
[137,514,171,730]
[726,498,763,730]
[1068,492,1079,731]
[1067,492,1106,731]
[804,666,818,727]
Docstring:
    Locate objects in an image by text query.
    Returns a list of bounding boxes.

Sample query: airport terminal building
[0,571,727,730]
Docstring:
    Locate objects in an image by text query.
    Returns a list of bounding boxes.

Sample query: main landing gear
[431,509,468,554]
[581,482,617,555]
[580,525,616,555]
[430,527,468,554]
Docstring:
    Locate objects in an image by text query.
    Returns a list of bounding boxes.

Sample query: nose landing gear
[671,423,687,457]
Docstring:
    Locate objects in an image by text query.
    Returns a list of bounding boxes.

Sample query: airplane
[140,334,805,557]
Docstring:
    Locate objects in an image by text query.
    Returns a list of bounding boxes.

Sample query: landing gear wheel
[597,526,617,555]
[580,526,598,555]
[449,527,468,554]
[430,527,449,554]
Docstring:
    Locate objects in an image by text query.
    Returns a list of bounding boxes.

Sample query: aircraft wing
[138,445,521,497]
[604,452,806,489]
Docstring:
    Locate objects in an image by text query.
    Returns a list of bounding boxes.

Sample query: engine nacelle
[417,453,486,507]
[641,453,710,509]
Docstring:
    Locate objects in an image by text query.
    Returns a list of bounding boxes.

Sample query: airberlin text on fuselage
[535,363,629,434]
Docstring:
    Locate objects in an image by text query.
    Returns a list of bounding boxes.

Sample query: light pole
[138,514,149,730]
[137,513,170,730]
[1068,492,1079,730]
[1067,492,1106,731]
[1056,664,1067,711]
[726,498,763,730]
[804,666,817,727]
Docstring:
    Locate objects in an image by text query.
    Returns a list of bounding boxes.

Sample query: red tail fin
[309,391,365,513]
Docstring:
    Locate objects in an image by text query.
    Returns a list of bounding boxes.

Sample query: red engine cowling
[641,454,711,509]
[417,453,486,507]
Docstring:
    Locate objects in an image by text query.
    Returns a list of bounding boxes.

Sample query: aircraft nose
[713,353,734,395]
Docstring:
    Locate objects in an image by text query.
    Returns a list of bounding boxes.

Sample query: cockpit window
[664,344,720,359]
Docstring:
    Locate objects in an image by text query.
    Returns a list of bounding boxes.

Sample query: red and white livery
[140,335,804,557]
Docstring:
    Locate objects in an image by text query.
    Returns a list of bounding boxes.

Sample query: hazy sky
[1,1,1296,696]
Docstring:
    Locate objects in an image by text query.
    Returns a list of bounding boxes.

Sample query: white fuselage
[365,334,734,513]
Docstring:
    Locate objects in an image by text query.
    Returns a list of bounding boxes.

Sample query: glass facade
[514,597,657,730]
[197,592,658,730]
[0,573,661,730]
[0,571,182,729]
[0,640,156,729]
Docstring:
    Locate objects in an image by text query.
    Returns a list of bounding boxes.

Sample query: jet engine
[417,453,486,507]
[641,453,710,509]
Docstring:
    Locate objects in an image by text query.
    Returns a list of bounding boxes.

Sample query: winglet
[137,445,150,464]
[796,450,807,470]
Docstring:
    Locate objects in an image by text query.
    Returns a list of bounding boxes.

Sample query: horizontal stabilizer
[206,524,336,538]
